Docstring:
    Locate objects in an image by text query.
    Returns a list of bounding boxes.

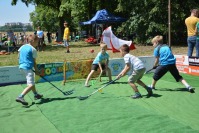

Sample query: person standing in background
[36,26,44,51]
[63,22,70,53]
[185,9,199,57]
[194,21,199,57]
[47,31,52,44]
[97,26,102,43]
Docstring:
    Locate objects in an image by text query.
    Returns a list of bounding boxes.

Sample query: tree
[29,5,59,32]
[11,0,199,45]
[12,0,70,41]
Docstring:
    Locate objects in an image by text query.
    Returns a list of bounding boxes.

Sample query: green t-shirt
[196,22,199,40]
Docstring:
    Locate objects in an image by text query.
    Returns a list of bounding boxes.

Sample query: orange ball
[90,49,94,53]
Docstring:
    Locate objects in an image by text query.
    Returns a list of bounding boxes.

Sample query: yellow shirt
[63,27,70,40]
[185,16,199,36]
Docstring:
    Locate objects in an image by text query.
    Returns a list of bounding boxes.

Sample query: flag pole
[168,0,171,47]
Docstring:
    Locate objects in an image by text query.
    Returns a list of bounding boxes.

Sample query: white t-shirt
[37,30,44,38]
[124,53,145,71]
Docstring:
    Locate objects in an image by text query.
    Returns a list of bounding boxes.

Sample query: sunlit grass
[0,41,189,66]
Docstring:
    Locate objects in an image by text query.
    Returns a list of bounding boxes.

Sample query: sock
[150,84,155,89]
[19,94,24,98]
[184,83,190,89]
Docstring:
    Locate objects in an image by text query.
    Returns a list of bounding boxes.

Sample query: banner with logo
[175,55,199,76]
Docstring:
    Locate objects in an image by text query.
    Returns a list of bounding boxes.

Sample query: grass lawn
[0,40,191,66]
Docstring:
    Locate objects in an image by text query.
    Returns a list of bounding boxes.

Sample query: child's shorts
[63,39,69,47]
[91,64,105,71]
[20,69,35,85]
[128,68,146,83]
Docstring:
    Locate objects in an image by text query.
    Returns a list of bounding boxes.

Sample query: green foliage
[30,5,59,32]
[11,0,199,45]
[0,25,33,32]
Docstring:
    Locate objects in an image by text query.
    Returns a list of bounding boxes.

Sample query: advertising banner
[175,55,189,65]
[175,55,199,76]
[188,57,199,66]
[0,66,26,86]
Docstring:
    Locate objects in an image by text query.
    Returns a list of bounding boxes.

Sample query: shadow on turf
[100,81,127,85]
[35,97,79,104]
[155,87,188,92]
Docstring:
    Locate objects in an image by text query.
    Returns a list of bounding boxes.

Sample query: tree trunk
[57,17,65,42]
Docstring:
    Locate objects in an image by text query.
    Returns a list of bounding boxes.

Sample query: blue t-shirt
[92,52,109,65]
[154,44,176,65]
[18,44,37,70]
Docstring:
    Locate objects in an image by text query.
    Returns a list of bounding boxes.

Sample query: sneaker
[34,94,43,100]
[146,86,153,97]
[188,86,195,93]
[131,93,142,99]
[85,85,91,87]
[16,97,28,105]
[67,50,70,53]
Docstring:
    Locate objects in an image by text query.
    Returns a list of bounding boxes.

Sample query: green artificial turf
[0,73,198,133]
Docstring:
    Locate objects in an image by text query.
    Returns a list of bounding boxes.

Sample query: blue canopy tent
[79,9,127,41]
[80,9,127,25]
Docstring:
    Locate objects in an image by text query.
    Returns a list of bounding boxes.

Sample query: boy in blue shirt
[16,34,43,105]
[85,43,112,87]
[150,35,195,93]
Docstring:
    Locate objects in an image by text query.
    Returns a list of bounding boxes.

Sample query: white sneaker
[188,86,195,93]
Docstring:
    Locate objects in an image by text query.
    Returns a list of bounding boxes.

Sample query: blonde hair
[151,35,163,44]
[100,43,107,49]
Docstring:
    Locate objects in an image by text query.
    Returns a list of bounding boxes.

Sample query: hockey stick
[32,70,74,96]
[145,66,158,74]
[78,78,117,100]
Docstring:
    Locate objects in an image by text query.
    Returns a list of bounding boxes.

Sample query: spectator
[19,33,24,45]
[47,31,52,43]
[63,22,70,53]
[195,21,199,57]
[185,9,199,57]
[36,26,44,51]
[97,26,102,43]
[56,31,58,42]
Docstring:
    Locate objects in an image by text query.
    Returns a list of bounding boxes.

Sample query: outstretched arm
[153,57,159,68]
[117,63,130,79]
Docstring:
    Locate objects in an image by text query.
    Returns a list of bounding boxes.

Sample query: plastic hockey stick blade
[32,70,74,96]
[77,96,89,100]
[78,79,117,100]
[63,89,74,96]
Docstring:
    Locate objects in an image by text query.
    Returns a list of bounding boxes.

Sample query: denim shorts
[63,39,69,47]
